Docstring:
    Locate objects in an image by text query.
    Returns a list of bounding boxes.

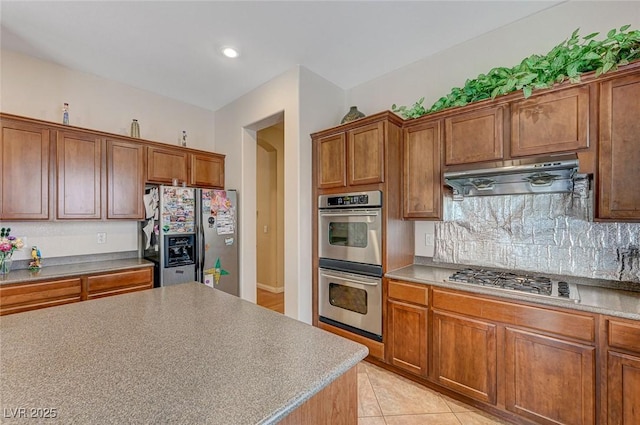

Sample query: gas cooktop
[446,268,580,301]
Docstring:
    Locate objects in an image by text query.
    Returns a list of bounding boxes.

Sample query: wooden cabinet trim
[86,267,153,295]
[388,280,428,306]
[0,278,82,315]
[318,321,384,360]
[608,319,640,355]
[432,288,595,342]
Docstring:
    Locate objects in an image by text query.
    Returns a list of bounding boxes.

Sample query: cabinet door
[511,86,590,157]
[316,133,346,189]
[86,267,153,299]
[608,351,640,425]
[403,120,441,219]
[348,121,384,186]
[106,139,144,219]
[0,278,82,315]
[598,74,640,220]
[505,327,595,425]
[0,119,50,220]
[56,130,102,219]
[444,105,504,165]
[432,310,497,404]
[387,299,428,376]
[190,152,225,188]
[146,145,189,184]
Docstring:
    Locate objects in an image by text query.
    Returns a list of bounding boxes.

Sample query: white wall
[1,49,217,260]
[347,1,640,255]
[214,66,343,322]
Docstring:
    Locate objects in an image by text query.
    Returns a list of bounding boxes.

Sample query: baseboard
[257,282,284,293]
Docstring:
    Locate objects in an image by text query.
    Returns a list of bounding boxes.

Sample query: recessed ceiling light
[221,47,239,58]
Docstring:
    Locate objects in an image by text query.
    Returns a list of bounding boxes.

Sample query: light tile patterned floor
[357,361,512,425]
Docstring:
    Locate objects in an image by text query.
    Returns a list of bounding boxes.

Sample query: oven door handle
[320,272,380,286]
[319,211,379,217]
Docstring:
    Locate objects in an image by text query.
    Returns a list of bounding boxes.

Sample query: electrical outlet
[20,236,27,248]
[97,232,107,244]
[425,234,434,247]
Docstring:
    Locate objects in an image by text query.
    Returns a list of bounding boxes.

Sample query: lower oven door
[318,268,382,341]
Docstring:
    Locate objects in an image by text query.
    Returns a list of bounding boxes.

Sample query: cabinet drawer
[432,288,595,342]
[0,278,82,315]
[87,268,153,298]
[388,280,428,306]
[608,319,640,354]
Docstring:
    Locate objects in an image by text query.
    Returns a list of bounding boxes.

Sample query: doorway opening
[256,122,284,314]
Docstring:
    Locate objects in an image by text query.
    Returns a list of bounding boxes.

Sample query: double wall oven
[318,191,383,341]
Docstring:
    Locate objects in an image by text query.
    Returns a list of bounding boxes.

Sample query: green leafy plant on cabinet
[392,25,640,119]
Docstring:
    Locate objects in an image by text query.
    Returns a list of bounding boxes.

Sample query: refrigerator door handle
[199,221,205,282]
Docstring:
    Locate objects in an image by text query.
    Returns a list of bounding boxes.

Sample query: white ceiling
[1,1,564,111]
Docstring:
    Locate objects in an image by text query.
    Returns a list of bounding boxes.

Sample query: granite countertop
[387,263,640,321]
[0,258,154,285]
[0,282,367,424]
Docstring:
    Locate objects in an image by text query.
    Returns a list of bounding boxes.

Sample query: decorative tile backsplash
[434,193,640,282]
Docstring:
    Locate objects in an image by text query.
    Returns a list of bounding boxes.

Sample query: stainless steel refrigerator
[140,186,239,296]
[197,189,239,296]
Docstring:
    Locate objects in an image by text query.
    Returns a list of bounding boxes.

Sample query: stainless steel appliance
[140,186,239,296]
[197,189,239,296]
[443,155,589,200]
[445,268,580,301]
[318,190,382,276]
[318,268,382,341]
[317,190,384,341]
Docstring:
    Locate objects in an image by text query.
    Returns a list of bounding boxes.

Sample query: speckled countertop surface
[0,258,154,285]
[0,282,367,424]
[387,264,640,321]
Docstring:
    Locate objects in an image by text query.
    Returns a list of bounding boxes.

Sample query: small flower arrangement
[1,227,24,274]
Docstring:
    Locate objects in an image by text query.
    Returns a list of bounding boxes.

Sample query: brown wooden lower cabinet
[86,267,153,299]
[504,327,595,425]
[432,310,497,404]
[605,317,640,425]
[0,266,153,315]
[387,300,428,376]
[607,351,640,425]
[0,278,82,315]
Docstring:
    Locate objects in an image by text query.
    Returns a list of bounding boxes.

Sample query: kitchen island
[0,282,367,424]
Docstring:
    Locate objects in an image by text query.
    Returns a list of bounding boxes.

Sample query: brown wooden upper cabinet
[0,118,50,220]
[347,121,385,186]
[316,133,346,189]
[511,86,590,157]
[56,129,102,219]
[444,105,505,165]
[597,73,640,220]
[190,152,225,188]
[403,119,442,219]
[106,138,145,219]
[146,145,189,185]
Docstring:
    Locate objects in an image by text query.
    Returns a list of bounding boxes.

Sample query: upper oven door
[318,208,382,266]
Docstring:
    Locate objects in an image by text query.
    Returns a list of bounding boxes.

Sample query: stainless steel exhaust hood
[444,157,589,200]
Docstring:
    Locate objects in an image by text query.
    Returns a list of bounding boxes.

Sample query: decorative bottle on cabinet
[131,119,140,138]
[62,103,70,125]
[341,106,365,124]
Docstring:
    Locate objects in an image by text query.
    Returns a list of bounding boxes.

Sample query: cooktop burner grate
[447,268,571,298]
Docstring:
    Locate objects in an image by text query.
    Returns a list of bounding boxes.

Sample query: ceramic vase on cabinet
[341,106,365,124]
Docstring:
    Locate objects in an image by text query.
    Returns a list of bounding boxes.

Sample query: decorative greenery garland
[391,25,640,119]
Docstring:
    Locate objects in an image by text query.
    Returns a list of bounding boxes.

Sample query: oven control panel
[319,190,382,208]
